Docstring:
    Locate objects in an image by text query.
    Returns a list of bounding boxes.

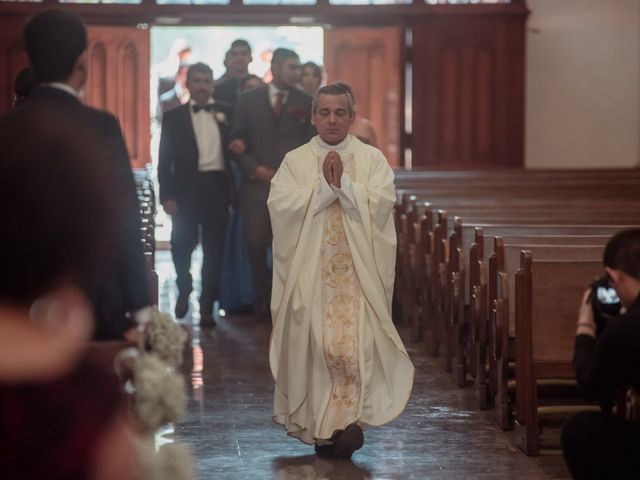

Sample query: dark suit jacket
[155,87,183,124]
[158,101,234,205]
[24,86,150,339]
[230,84,315,201]
[213,76,239,108]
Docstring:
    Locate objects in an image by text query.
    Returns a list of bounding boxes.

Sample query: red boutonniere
[288,107,307,124]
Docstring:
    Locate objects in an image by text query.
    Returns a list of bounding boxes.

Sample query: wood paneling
[0,1,528,170]
[0,21,28,111]
[0,21,150,167]
[324,26,403,166]
[86,26,150,167]
[412,1,528,168]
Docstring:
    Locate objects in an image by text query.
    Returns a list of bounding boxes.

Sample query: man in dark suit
[231,48,315,320]
[19,9,150,340]
[158,62,234,326]
[213,39,252,109]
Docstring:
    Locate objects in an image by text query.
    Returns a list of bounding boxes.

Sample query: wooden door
[324,26,403,167]
[0,20,29,112]
[0,21,150,168]
[86,26,150,168]
[411,3,528,169]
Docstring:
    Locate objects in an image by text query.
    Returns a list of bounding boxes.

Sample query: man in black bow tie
[159,62,234,326]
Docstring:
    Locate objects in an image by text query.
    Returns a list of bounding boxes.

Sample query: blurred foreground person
[0,108,136,479]
[23,8,151,340]
[268,84,414,459]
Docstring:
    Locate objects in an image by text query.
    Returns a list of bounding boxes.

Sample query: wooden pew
[424,214,635,373]
[469,230,613,408]
[491,242,603,430]
[513,252,603,455]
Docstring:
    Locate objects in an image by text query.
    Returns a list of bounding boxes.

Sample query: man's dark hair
[13,67,37,106]
[0,107,118,306]
[23,9,87,83]
[603,229,640,280]
[230,39,251,53]
[187,62,213,82]
[271,48,299,69]
[312,82,356,114]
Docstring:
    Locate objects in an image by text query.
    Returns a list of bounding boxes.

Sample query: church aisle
[156,252,570,479]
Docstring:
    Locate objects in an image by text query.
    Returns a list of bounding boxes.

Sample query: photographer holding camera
[561,228,640,479]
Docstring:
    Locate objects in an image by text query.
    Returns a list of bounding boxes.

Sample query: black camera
[589,275,622,336]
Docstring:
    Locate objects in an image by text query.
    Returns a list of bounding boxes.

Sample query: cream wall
[525,0,640,168]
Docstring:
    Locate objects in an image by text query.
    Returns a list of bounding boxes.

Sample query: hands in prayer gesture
[323,150,343,189]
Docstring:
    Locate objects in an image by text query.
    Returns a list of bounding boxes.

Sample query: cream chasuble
[268,135,415,445]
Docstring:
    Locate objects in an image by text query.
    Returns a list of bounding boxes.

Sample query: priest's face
[312,93,356,146]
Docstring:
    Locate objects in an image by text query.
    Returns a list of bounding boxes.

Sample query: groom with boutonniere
[159,62,235,327]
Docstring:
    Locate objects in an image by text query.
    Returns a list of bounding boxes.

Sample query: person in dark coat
[20,8,151,340]
[230,48,315,320]
[158,62,235,326]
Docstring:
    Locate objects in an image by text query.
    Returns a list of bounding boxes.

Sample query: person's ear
[75,51,88,85]
[605,267,623,285]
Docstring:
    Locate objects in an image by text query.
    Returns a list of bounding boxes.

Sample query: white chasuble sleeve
[314,173,338,215]
[333,173,361,222]
[268,148,325,441]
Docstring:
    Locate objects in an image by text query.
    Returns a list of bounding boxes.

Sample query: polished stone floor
[155,250,571,479]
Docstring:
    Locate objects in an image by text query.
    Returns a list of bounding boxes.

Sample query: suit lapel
[212,105,230,142]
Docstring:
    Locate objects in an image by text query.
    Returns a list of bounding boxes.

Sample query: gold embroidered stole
[317,153,362,438]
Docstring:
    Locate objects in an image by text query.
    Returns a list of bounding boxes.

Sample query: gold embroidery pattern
[318,153,362,438]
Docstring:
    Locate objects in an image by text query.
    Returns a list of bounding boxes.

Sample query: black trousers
[561,411,640,479]
[239,195,272,312]
[171,172,229,314]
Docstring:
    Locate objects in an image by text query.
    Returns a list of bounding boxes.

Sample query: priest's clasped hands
[323,150,343,189]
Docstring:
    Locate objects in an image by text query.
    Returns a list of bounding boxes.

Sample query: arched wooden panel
[324,26,403,166]
[0,20,28,112]
[475,47,495,158]
[87,26,150,168]
[412,4,527,168]
[87,41,108,111]
[119,42,139,162]
[439,47,459,163]
[7,40,29,107]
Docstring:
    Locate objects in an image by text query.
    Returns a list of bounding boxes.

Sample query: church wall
[525,0,640,168]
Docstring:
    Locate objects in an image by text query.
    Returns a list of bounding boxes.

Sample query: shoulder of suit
[214,100,234,115]
[289,88,312,105]
[245,84,269,99]
[163,103,189,121]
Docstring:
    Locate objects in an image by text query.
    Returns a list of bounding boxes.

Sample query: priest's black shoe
[332,423,364,460]
[314,443,337,459]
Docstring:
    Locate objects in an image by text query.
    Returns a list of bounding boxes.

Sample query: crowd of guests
[155,37,378,325]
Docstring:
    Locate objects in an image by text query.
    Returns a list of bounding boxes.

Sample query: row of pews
[133,167,158,306]
[394,168,640,455]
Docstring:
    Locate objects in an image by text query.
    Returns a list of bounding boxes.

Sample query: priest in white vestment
[267,83,415,459]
